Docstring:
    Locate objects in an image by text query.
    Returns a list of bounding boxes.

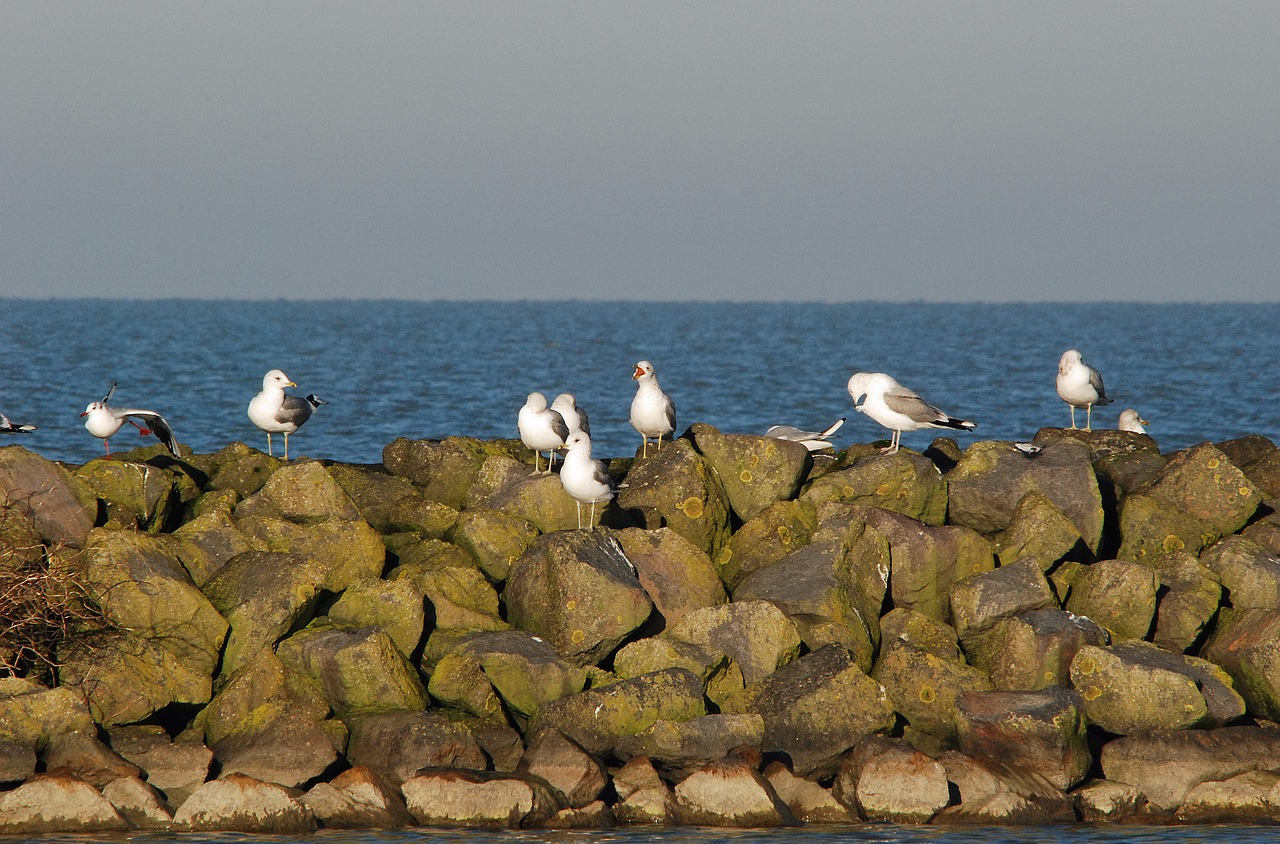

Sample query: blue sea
[2,300,1278,466]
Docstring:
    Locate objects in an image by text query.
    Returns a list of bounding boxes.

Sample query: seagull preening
[1056,349,1112,431]
[558,432,619,529]
[765,418,845,452]
[1118,408,1149,434]
[630,360,676,458]
[248,369,326,460]
[551,393,590,437]
[846,372,976,455]
[81,383,180,459]
[1,413,37,435]
[518,392,569,475]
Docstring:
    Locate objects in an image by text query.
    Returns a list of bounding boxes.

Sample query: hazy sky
[3,2,1276,302]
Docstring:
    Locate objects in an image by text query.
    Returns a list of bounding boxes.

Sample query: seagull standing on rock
[1056,350,1112,431]
[81,383,180,458]
[630,360,676,458]
[558,432,619,529]
[518,392,569,475]
[248,369,326,460]
[551,393,590,437]
[846,372,976,455]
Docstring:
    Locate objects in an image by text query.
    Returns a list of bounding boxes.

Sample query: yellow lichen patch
[740,470,754,484]
[749,453,761,468]
[1080,685,1102,702]
[571,629,585,644]
[1240,487,1254,497]
[919,686,936,704]
[719,548,733,564]
[1075,656,1096,676]
[777,525,793,545]
[566,599,577,610]
[875,482,893,496]
[842,486,855,497]
[1162,534,1186,554]
[675,497,705,519]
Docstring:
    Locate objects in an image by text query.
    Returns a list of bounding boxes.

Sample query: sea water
[2,300,1276,466]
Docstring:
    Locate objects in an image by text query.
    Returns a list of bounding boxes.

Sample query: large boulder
[76,457,180,533]
[468,458,580,533]
[994,490,1086,569]
[391,548,507,634]
[169,509,263,586]
[0,771,130,833]
[1064,559,1160,641]
[614,528,726,629]
[0,678,95,749]
[1201,608,1280,720]
[517,730,607,808]
[873,640,992,745]
[832,736,951,823]
[718,499,820,589]
[689,423,811,522]
[107,725,213,808]
[400,768,560,829]
[504,529,652,667]
[965,608,1107,692]
[344,711,488,786]
[1199,534,1280,610]
[327,463,458,537]
[327,577,426,660]
[802,450,948,526]
[665,600,801,687]
[616,438,732,560]
[955,688,1090,790]
[382,436,521,509]
[276,624,429,717]
[934,751,1074,824]
[448,508,540,583]
[672,760,795,827]
[949,559,1057,650]
[171,773,317,833]
[0,445,95,547]
[1149,552,1222,653]
[234,515,385,591]
[615,714,765,782]
[233,459,363,523]
[300,766,414,829]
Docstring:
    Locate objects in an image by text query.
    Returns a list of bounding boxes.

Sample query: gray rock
[616,438,733,560]
[933,751,1074,824]
[615,714,764,782]
[277,624,429,718]
[1174,769,1280,824]
[107,724,212,809]
[0,678,95,750]
[300,765,414,829]
[955,688,1090,790]
[762,760,855,823]
[614,527,727,629]
[0,445,95,547]
[400,768,560,828]
[232,459,362,523]
[802,449,948,525]
[718,499,819,590]
[1072,779,1147,821]
[0,771,129,833]
[966,607,1107,691]
[210,711,343,789]
[672,760,795,827]
[1064,559,1160,641]
[832,736,951,823]
[171,773,317,833]
[950,558,1057,648]
[102,775,173,829]
[517,730,607,808]
[345,710,488,786]
[43,730,140,788]
[1201,607,1280,720]
[1200,534,1280,611]
[689,423,812,523]
[665,600,801,687]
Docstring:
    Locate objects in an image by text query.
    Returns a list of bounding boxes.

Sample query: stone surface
[171,773,317,833]
[672,760,795,827]
[300,765,414,829]
[689,423,812,523]
[0,771,129,833]
[400,768,559,828]
[832,736,951,823]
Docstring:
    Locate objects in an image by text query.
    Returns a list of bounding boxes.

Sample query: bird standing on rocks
[81,383,179,458]
[551,393,590,437]
[558,432,619,529]
[846,371,976,455]
[1056,350,1112,431]
[248,369,326,460]
[1118,408,1149,434]
[518,392,569,474]
[630,360,676,458]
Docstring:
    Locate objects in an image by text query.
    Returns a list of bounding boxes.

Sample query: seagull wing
[277,395,316,427]
[122,410,180,455]
[881,386,950,425]
[1087,365,1111,403]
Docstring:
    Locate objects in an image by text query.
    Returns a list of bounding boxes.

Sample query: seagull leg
[266,433,273,457]
[548,450,557,474]
[1068,406,1077,430]
[575,501,583,530]
[1085,405,1093,432]
[283,433,290,461]
[590,500,597,527]
[102,439,112,459]
[641,437,648,459]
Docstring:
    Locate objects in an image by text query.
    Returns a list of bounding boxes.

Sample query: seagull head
[565,432,591,453]
[846,372,874,409]
[264,369,296,389]
[80,402,104,418]
[633,361,654,381]
[1059,349,1083,373]
[525,392,548,411]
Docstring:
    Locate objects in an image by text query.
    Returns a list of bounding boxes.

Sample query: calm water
[1,300,1278,466]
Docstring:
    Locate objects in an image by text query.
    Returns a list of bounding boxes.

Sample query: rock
[428,630,587,724]
[448,507,540,583]
[235,515,386,592]
[202,550,322,680]
[1149,552,1222,652]
[665,600,801,687]
[1201,608,1280,720]
[720,644,895,779]
[0,770,129,833]
[382,436,520,509]
[614,527,727,629]
[947,439,1104,554]
[427,650,506,724]
[545,800,614,828]
[194,442,280,497]
[1218,435,1280,503]
[400,768,559,828]
[107,724,212,808]
[672,760,795,827]
[949,558,1057,648]
[233,459,362,523]
[43,729,140,788]
[802,450,948,526]
[616,438,733,560]
[1200,534,1280,610]
[345,711,489,786]
[611,756,674,822]
[0,740,36,785]
[879,607,961,661]
[615,714,764,782]
[102,775,174,829]
[0,445,95,547]
[1100,725,1280,811]
[1174,768,1280,823]
[300,765,414,829]
[76,457,179,532]
[933,751,1074,824]
[689,423,811,522]
[873,640,992,745]
[169,508,262,586]
[1070,642,1244,734]
[0,679,95,748]
[197,648,329,747]
[966,608,1107,692]
[210,711,343,789]
[994,490,1086,569]
[1064,559,1160,641]
[612,638,741,707]
[528,668,707,757]
[956,688,1090,790]
[718,499,820,589]
[1118,443,1262,561]
[1034,426,1161,464]
[171,772,317,833]
[0,499,43,567]
[504,529,653,667]
[1072,779,1146,821]
[327,577,426,659]
[517,730,607,808]
[276,624,429,717]
[832,736,951,823]
[391,548,507,633]
[762,761,855,823]
[469,459,580,533]
[328,463,459,537]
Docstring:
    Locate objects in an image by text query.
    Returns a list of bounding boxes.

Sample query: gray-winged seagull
[248,369,327,460]
[518,391,569,475]
[1056,349,1112,431]
[558,431,619,529]
[1118,408,1149,434]
[846,372,976,455]
[630,360,676,458]
[765,418,845,452]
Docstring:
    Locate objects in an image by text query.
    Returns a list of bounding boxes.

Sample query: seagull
[248,369,327,460]
[1,413,37,434]
[846,372,976,455]
[1013,442,1043,457]
[764,418,845,452]
[558,432,619,529]
[518,392,569,475]
[630,360,676,458]
[551,393,590,437]
[1056,350,1112,431]
[1118,408,1149,434]
[81,383,179,459]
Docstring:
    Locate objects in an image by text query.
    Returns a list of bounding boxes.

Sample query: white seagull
[81,383,179,459]
[248,369,327,460]
[551,393,590,437]
[558,432,619,529]
[518,392,569,475]
[1056,349,1112,431]
[630,360,676,458]
[1,412,37,435]
[846,372,976,455]
[765,418,845,452]
[1118,408,1149,434]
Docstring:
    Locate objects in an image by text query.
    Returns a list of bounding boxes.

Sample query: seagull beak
[79,410,89,417]
[632,367,643,379]
[286,380,298,388]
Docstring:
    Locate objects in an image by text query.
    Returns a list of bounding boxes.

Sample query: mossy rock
[0,679,96,749]
[429,630,587,724]
[188,441,282,498]
[616,438,733,561]
[802,450,948,526]
[1149,552,1222,653]
[327,463,459,537]
[391,557,507,633]
[75,458,180,533]
[1064,560,1159,642]
[233,459,362,524]
[169,508,264,586]
[277,623,429,718]
[615,527,727,630]
[0,445,96,548]
[1201,608,1280,720]
[965,607,1107,692]
[994,490,1086,570]
[197,648,331,747]
[236,515,386,591]
[689,423,812,523]
[448,508,540,583]
[949,559,1057,647]
[328,577,427,659]
[382,436,521,509]
[665,600,801,687]
[872,641,993,744]
[717,499,820,590]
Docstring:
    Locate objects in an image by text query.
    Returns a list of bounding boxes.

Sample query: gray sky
[3,2,1276,302]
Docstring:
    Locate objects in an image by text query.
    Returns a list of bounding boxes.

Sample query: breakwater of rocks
[3,424,1280,832]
